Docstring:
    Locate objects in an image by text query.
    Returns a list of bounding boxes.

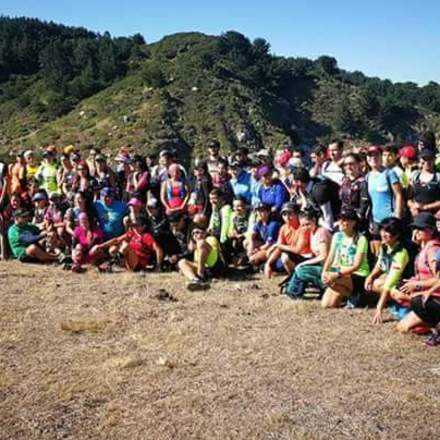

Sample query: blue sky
[3,0,440,85]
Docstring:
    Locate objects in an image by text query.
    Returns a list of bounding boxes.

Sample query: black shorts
[18,254,39,263]
[411,295,440,327]
[206,258,225,279]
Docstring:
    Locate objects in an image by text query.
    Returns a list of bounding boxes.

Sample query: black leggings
[411,295,440,327]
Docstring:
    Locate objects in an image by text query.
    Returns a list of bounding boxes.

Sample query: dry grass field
[1,261,439,440]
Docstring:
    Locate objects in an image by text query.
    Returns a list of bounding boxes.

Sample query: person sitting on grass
[264,202,311,278]
[394,212,440,334]
[283,209,331,298]
[0,192,23,260]
[70,212,105,273]
[7,209,60,264]
[94,187,128,240]
[365,217,411,324]
[246,203,280,270]
[93,218,164,272]
[178,226,224,291]
[320,208,370,308]
[207,188,233,245]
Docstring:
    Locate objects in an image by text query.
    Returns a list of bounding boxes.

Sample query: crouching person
[364,217,410,324]
[283,209,331,298]
[94,218,164,272]
[8,209,60,264]
[70,213,105,272]
[320,208,370,308]
[178,227,225,291]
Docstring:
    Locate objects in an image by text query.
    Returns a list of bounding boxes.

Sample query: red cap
[399,145,417,160]
[276,150,292,168]
[367,145,383,156]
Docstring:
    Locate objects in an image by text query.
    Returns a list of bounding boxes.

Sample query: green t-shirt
[7,223,41,259]
[377,244,409,290]
[331,232,370,277]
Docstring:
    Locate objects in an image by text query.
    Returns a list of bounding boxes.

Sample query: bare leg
[178,259,198,281]
[396,311,424,333]
[26,244,58,263]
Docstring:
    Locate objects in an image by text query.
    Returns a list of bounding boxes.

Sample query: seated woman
[123,197,147,230]
[365,217,410,324]
[178,226,224,291]
[394,212,440,334]
[93,218,164,272]
[71,213,105,272]
[283,209,331,298]
[246,203,280,269]
[264,202,310,278]
[0,192,23,260]
[320,208,370,308]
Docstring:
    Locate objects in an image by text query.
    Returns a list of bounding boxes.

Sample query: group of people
[1,137,439,345]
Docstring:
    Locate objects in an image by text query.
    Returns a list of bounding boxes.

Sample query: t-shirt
[377,244,410,290]
[7,223,41,259]
[127,230,156,263]
[194,235,221,268]
[94,200,128,239]
[258,182,288,212]
[367,168,399,223]
[279,223,311,257]
[310,227,331,257]
[321,161,344,186]
[253,220,280,245]
[330,232,369,277]
[73,226,104,249]
[230,171,252,203]
[36,163,58,194]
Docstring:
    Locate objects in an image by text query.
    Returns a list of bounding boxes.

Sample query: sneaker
[425,332,440,347]
[97,262,113,273]
[186,278,210,291]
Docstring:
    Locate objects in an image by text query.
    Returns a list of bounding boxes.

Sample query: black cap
[13,209,30,218]
[420,148,436,160]
[339,208,359,221]
[411,212,437,230]
[281,202,299,214]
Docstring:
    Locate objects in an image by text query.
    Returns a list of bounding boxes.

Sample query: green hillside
[2,16,440,161]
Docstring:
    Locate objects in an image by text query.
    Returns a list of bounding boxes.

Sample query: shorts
[205,258,225,279]
[411,295,440,327]
[18,254,39,263]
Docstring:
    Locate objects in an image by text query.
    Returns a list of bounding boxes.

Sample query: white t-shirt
[321,161,344,186]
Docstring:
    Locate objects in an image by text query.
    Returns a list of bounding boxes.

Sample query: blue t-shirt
[230,171,252,203]
[253,220,280,245]
[94,200,128,239]
[258,182,288,212]
[367,169,399,223]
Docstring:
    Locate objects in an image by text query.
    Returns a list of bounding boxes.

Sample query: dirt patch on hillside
[0,261,438,439]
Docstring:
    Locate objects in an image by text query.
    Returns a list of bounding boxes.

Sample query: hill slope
[1,17,440,160]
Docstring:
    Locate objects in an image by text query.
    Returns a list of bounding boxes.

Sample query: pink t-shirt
[310,227,331,257]
[73,226,104,249]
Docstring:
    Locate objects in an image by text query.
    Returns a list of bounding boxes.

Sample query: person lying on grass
[178,226,224,291]
[93,218,164,272]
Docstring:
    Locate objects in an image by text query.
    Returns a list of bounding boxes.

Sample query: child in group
[225,197,250,267]
[32,191,49,230]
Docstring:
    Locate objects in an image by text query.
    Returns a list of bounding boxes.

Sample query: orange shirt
[278,222,312,256]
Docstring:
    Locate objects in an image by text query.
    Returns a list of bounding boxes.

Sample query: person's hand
[400,279,418,294]
[372,308,383,325]
[364,276,373,292]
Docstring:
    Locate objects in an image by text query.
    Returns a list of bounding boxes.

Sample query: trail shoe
[186,277,210,291]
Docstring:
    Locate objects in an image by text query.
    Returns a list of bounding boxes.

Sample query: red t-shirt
[127,230,156,263]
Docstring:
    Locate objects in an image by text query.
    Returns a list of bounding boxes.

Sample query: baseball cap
[100,187,113,198]
[339,208,359,221]
[411,212,437,230]
[281,202,299,214]
[399,145,417,160]
[256,165,272,179]
[366,145,383,156]
[420,148,436,160]
[23,150,33,158]
[13,209,30,219]
[32,192,48,202]
[128,198,143,208]
[255,202,271,211]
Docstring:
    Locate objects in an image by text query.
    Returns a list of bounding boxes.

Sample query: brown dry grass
[0,261,439,440]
